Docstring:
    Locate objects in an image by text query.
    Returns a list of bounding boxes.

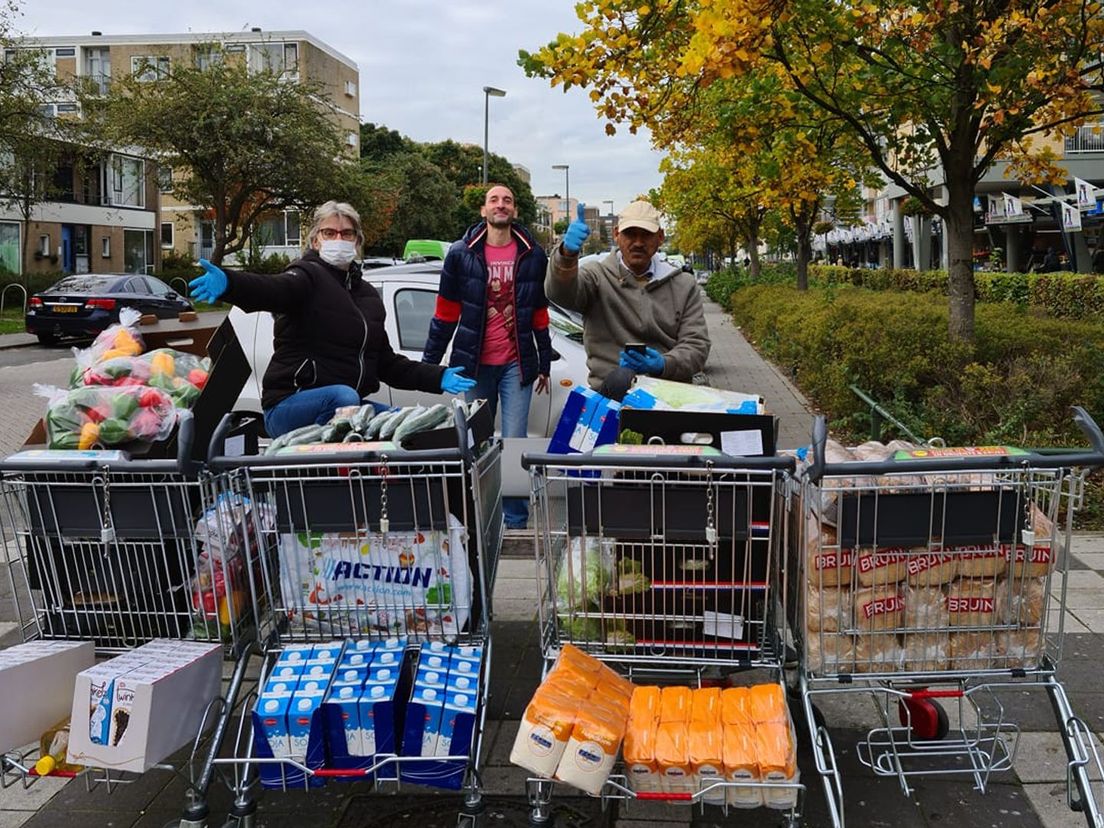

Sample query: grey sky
[14,0,666,216]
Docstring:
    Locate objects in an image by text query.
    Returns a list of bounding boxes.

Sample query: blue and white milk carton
[339,651,372,670]
[308,642,343,666]
[267,663,304,686]
[330,667,368,691]
[447,655,480,684]
[323,685,362,757]
[415,666,447,692]
[358,682,397,757]
[446,671,478,695]
[253,691,293,758]
[276,646,313,668]
[373,649,404,672]
[377,636,407,654]
[406,686,445,757]
[435,690,478,758]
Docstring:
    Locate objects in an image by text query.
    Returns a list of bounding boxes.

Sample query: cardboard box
[0,641,95,754]
[67,641,222,772]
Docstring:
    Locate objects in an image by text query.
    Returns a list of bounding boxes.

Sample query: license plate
[51,305,78,313]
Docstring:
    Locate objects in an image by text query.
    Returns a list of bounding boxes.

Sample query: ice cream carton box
[0,641,94,755]
[69,643,221,773]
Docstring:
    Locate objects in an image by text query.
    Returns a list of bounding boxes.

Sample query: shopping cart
[205,400,501,826]
[521,445,804,825]
[0,411,258,828]
[794,406,1104,827]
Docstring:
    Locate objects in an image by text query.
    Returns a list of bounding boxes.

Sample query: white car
[229,260,589,438]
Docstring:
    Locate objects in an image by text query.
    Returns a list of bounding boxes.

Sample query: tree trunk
[795,216,813,291]
[944,184,976,344]
[748,234,761,279]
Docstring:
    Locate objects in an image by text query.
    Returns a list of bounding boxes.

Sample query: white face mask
[318,239,357,268]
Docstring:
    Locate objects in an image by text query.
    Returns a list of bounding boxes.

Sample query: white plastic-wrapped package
[853,587,904,633]
[805,631,855,675]
[902,633,949,672]
[902,584,949,631]
[853,633,904,673]
[945,579,997,627]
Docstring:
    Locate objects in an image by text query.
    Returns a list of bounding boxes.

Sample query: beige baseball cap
[617,200,662,233]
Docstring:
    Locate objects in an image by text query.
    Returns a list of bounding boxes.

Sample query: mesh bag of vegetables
[73,348,211,409]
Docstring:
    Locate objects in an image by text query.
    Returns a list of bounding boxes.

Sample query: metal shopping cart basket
[0,411,258,828]
[794,406,1104,828]
[521,444,805,825]
[204,401,501,826]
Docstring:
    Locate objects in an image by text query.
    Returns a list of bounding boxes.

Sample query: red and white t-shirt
[480,240,518,365]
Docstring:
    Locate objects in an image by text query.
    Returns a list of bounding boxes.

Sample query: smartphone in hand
[625,342,647,354]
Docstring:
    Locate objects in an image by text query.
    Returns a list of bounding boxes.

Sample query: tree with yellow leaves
[523,0,1104,342]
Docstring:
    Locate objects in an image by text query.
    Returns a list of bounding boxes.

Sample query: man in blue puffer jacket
[423,184,553,529]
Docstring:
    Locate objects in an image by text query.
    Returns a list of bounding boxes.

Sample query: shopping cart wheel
[898,695,949,741]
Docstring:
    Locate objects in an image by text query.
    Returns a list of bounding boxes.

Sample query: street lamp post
[482,86,506,185]
[552,164,570,226]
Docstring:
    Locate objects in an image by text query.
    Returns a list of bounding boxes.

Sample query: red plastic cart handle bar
[313,768,372,778]
[28,769,80,778]
[635,791,693,801]
[908,689,964,700]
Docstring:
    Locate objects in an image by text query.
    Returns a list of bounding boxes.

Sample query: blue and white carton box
[267,663,304,685]
[447,655,479,682]
[404,686,445,758]
[417,652,447,673]
[276,646,313,667]
[322,685,362,758]
[339,651,372,670]
[415,666,447,692]
[254,692,293,759]
[435,690,478,758]
[308,642,343,666]
[372,650,404,672]
[330,667,368,690]
[446,671,478,695]
[449,644,483,663]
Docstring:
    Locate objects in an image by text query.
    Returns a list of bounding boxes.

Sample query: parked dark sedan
[25,274,194,344]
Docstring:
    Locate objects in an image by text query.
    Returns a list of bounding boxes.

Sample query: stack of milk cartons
[357,638,405,775]
[0,641,94,757]
[252,642,341,788]
[399,642,482,788]
[68,640,222,773]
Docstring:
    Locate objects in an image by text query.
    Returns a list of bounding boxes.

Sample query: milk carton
[414,652,445,673]
[436,690,477,758]
[415,666,447,692]
[421,641,450,657]
[300,663,336,687]
[267,664,304,685]
[449,644,484,663]
[254,692,293,758]
[308,642,343,666]
[377,636,407,653]
[325,685,363,756]
[406,686,445,757]
[330,667,368,690]
[339,652,372,670]
[287,695,323,757]
[446,671,478,694]
[447,655,479,683]
[276,646,313,667]
[366,665,399,687]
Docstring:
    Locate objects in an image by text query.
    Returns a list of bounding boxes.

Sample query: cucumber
[265,422,321,455]
[328,418,353,439]
[380,406,420,440]
[364,408,397,439]
[350,404,376,433]
[342,431,365,443]
[284,424,327,447]
[394,403,450,443]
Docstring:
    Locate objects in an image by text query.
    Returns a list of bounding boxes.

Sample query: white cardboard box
[67,642,221,772]
[0,641,95,754]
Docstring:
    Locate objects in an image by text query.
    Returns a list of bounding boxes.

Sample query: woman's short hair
[307,201,363,247]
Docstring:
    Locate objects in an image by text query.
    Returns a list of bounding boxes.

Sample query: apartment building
[3,29,360,275]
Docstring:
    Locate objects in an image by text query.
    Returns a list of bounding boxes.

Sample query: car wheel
[35,332,58,346]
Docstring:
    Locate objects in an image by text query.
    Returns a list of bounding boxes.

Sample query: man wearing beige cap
[546,200,710,398]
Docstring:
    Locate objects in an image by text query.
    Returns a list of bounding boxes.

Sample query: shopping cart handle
[634,791,693,801]
[1073,405,1104,457]
[520,451,795,472]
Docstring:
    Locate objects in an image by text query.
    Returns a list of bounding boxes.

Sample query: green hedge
[704,263,796,308]
[807,264,1104,319]
[728,283,1104,448]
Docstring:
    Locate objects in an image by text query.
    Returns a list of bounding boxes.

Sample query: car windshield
[46,276,118,293]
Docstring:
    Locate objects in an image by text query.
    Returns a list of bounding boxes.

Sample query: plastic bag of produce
[556,536,616,611]
[70,308,145,378]
[74,348,210,404]
[36,383,178,449]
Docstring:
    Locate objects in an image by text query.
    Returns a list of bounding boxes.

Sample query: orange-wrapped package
[556,700,626,795]
[691,687,721,724]
[509,685,579,777]
[659,686,692,723]
[623,717,660,792]
[688,720,725,804]
[722,723,761,808]
[756,721,799,809]
[654,721,691,794]
[628,686,661,726]
[748,683,787,724]
[720,686,753,726]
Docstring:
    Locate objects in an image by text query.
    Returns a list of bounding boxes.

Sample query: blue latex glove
[562,203,591,254]
[441,367,476,394]
[188,258,228,304]
[619,346,665,376]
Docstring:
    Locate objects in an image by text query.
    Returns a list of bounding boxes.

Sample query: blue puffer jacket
[422,222,553,386]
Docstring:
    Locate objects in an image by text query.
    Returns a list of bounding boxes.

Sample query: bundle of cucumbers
[264,401,461,455]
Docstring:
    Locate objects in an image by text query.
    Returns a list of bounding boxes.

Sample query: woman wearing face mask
[188,200,475,437]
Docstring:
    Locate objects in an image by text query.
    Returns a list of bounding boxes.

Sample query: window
[157,165,173,193]
[38,234,50,256]
[106,155,143,207]
[394,289,436,352]
[193,45,222,71]
[55,47,75,57]
[160,221,174,248]
[285,210,301,246]
[346,132,358,148]
[84,47,110,94]
[255,210,300,247]
[146,277,172,297]
[344,80,357,97]
[248,42,297,77]
[101,236,110,258]
[124,277,148,294]
[123,229,154,274]
[0,223,19,275]
[131,55,170,82]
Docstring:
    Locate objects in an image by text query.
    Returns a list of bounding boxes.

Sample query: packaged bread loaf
[806,585,850,633]
[688,720,725,805]
[853,586,904,632]
[623,716,660,793]
[722,723,760,808]
[755,721,800,809]
[1004,506,1057,578]
[902,584,949,631]
[906,552,958,587]
[996,576,1045,626]
[654,721,692,794]
[945,579,997,627]
[1000,628,1044,669]
[748,683,787,724]
[720,686,752,727]
[948,546,1006,579]
[949,632,1000,670]
[805,631,855,675]
[690,687,721,724]
[556,703,625,795]
[902,633,949,672]
[856,548,911,587]
[659,686,692,723]
[805,514,854,587]
[629,686,660,726]
[853,633,904,673]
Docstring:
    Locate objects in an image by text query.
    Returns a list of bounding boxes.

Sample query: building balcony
[1064,123,1104,155]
